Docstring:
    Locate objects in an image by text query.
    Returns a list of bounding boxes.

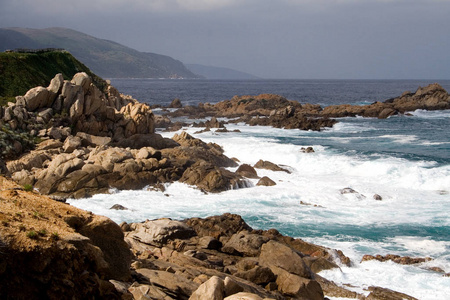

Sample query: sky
[1,0,450,79]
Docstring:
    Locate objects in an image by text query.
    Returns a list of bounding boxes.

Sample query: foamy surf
[68,120,450,299]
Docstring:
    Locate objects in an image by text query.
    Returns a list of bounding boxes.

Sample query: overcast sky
[1,0,450,79]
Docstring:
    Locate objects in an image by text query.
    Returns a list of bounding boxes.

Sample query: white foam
[378,134,419,144]
[320,260,450,299]
[411,109,450,119]
[68,122,450,299]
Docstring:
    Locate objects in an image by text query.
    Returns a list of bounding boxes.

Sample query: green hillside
[0,49,107,104]
[0,27,199,79]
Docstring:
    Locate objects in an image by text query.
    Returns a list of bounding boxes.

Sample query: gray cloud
[1,0,450,78]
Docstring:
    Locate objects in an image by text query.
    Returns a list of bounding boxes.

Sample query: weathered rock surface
[256,176,276,186]
[361,254,432,265]
[5,127,250,198]
[0,179,420,300]
[320,83,450,119]
[163,84,450,134]
[0,176,130,299]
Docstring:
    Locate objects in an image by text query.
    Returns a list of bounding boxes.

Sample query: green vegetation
[0,96,15,106]
[38,229,47,236]
[23,184,33,192]
[51,232,59,240]
[0,50,108,100]
[0,124,36,159]
[26,230,38,239]
[32,211,44,219]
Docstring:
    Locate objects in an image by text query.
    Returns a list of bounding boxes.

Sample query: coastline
[1,73,449,299]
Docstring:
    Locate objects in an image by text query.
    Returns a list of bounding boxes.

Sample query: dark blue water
[109,78,450,107]
[110,79,450,165]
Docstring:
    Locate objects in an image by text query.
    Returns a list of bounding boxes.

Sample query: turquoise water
[70,79,450,299]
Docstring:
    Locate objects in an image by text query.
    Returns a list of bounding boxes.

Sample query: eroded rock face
[122,213,353,299]
[0,177,130,299]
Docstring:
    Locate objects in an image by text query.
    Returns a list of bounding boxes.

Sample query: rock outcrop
[1,72,155,160]
[320,83,450,119]
[163,84,450,132]
[0,177,422,300]
[1,74,259,198]
[122,213,351,299]
[0,176,131,299]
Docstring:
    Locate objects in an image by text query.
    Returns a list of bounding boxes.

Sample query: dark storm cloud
[1,0,449,79]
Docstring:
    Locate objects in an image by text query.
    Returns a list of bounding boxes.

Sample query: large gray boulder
[24,86,50,111]
[221,231,269,257]
[259,240,312,279]
[127,218,196,247]
[189,276,224,300]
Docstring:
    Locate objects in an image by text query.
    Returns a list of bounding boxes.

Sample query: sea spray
[68,116,450,300]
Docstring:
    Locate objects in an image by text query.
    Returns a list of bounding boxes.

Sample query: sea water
[68,79,450,299]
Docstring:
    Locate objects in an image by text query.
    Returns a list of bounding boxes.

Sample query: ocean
[69,79,450,299]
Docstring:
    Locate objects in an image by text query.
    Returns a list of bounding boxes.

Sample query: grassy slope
[0,50,107,101]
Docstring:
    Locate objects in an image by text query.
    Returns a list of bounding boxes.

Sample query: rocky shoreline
[1,176,437,299]
[1,73,449,200]
[1,73,450,299]
[156,83,450,132]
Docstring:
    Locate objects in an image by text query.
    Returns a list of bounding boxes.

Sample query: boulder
[169,98,183,108]
[378,108,397,119]
[221,231,269,257]
[6,151,50,173]
[136,268,199,299]
[234,266,276,286]
[76,132,111,147]
[235,164,259,179]
[47,73,64,94]
[224,292,263,300]
[373,194,383,201]
[259,240,312,279]
[274,268,323,299]
[303,256,339,273]
[128,283,173,300]
[366,286,418,300]
[223,277,245,297]
[127,218,196,246]
[185,213,253,241]
[63,135,82,153]
[46,126,72,141]
[36,139,64,150]
[78,215,132,281]
[205,117,224,128]
[113,133,179,149]
[189,276,224,300]
[180,161,246,193]
[253,160,290,173]
[11,169,35,186]
[361,254,432,265]
[71,72,92,93]
[256,176,276,186]
[300,146,315,153]
[24,86,50,111]
[198,236,223,250]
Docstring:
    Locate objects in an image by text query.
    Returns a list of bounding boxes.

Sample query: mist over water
[70,79,450,299]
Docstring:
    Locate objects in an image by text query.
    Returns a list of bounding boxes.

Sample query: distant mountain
[0,27,200,79]
[186,64,260,80]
